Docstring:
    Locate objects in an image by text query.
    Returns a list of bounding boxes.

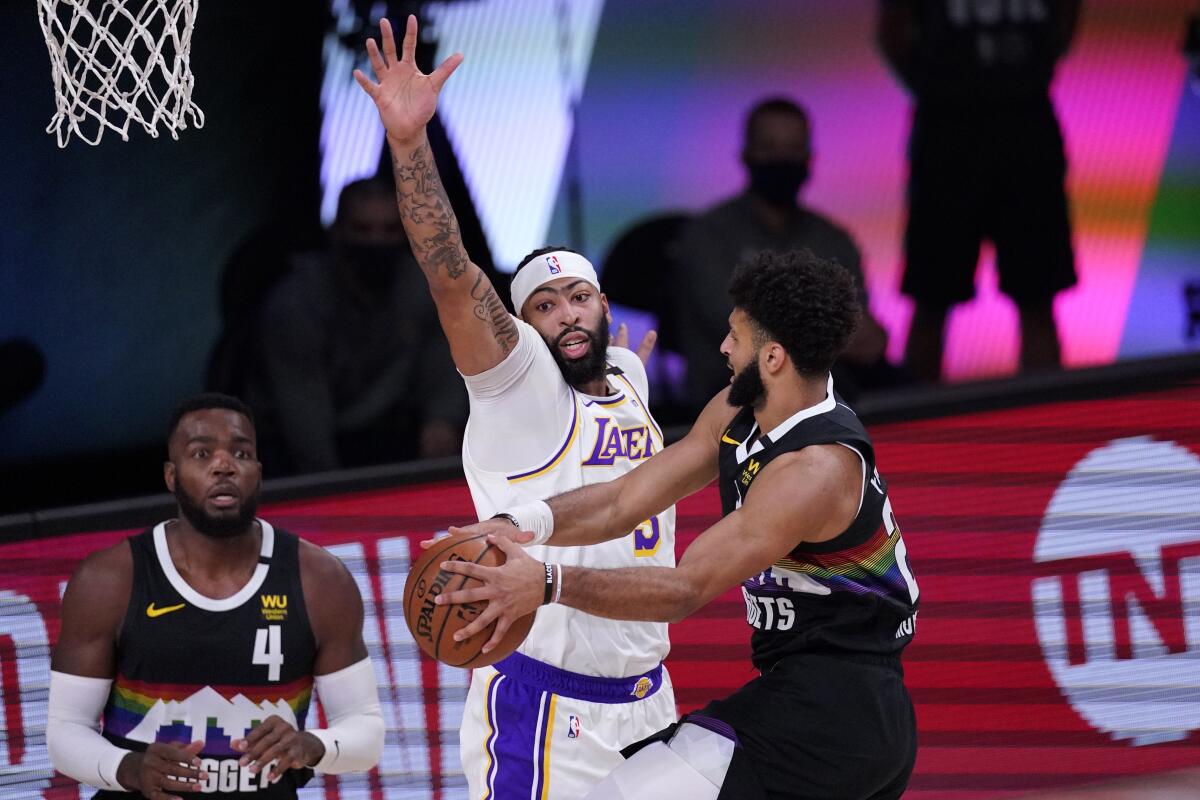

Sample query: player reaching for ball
[439,251,921,799]
[354,16,678,799]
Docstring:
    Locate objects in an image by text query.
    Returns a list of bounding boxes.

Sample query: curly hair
[728,249,861,377]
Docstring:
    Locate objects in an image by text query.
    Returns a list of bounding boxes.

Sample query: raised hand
[232,715,324,783]
[353,15,463,144]
[117,740,204,799]
[612,322,658,366]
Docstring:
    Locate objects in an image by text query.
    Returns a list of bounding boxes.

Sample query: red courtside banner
[2,383,1199,798]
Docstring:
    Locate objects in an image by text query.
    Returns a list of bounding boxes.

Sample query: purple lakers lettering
[633,517,662,557]
[582,418,653,466]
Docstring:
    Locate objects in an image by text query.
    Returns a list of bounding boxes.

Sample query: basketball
[403,531,536,669]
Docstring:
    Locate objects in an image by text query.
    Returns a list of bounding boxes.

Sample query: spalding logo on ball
[403,531,536,668]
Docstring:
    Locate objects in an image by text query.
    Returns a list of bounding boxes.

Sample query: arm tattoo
[470,272,519,353]
[391,140,469,280]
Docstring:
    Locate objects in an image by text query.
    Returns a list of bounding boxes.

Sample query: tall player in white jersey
[354,16,678,798]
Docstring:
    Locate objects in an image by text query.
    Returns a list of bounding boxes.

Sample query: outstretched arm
[354,16,518,375]
[449,389,734,547]
[440,443,863,653]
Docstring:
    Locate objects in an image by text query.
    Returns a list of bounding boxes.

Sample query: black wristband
[492,512,520,528]
[542,562,555,605]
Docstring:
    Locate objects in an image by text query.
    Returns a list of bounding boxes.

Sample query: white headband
[510,250,601,316]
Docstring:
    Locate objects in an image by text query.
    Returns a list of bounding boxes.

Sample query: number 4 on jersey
[253,625,283,681]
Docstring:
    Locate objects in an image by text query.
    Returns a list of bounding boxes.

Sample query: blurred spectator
[599,212,692,425]
[676,97,903,408]
[0,338,46,420]
[241,178,466,475]
[207,221,319,399]
[879,0,1081,382]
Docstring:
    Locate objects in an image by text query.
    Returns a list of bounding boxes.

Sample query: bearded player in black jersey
[47,393,384,799]
[435,250,920,799]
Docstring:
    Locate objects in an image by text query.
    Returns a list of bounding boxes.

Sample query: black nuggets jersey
[97,521,318,798]
[903,0,1067,106]
[718,382,920,670]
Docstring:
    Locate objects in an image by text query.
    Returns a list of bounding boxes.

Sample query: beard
[548,315,610,389]
[174,483,260,539]
[727,358,767,409]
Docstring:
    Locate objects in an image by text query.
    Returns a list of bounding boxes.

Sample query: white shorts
[460,653,677,800]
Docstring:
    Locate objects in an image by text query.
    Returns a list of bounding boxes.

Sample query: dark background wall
[0,2,326,505]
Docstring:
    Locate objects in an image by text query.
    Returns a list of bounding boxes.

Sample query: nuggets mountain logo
[1032,437,1200,745]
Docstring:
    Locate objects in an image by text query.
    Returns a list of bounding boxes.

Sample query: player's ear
[763,342,787,375]
[163,461,176,492]
[601,293,612,324]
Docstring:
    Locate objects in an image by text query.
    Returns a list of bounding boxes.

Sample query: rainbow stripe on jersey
[103,674,313,755]
[759,522,910,603]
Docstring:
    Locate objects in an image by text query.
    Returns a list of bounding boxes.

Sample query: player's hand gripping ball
[403,531,535,667]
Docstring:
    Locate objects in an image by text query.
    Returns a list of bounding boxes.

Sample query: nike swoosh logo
[721,431,741,445]
[146,602,186,618]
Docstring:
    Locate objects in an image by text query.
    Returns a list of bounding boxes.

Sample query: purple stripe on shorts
[495,651,663,704]
[533,691,553,799]
[681,713,741,746]
[489,674,542,798]
[483,674,502,799]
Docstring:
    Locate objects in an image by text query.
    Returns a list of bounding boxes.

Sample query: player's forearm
[386,132,473,288]
[543,477,645,546]
[47,671,130,791]
[308,658,384,773]
[560,566,700,623]
[386,134,519,369]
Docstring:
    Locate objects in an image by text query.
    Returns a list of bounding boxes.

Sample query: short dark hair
[334,177,395,225]
[728,249,861,377]
[744,97,810,148]
[516,245,581,271]
[166,392,255,445]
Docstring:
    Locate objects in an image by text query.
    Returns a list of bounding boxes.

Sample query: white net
[36,0,205,147]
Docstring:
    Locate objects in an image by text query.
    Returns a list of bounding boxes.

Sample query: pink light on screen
[592,1,1190,383]
[662,1,1192,382]
[940,0,1191,380]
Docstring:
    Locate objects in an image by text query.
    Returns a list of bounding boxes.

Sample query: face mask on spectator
[747,159,810,208]
[338,241,405,290]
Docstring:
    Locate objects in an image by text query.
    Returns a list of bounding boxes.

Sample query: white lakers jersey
[461,318,675,677]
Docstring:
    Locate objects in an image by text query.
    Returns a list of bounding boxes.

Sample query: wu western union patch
[261,594,288,622]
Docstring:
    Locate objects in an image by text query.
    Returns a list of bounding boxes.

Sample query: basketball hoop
[36,0,205,147]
